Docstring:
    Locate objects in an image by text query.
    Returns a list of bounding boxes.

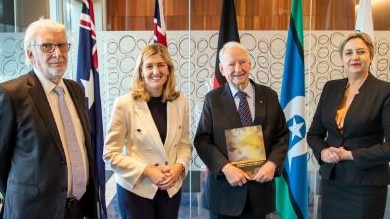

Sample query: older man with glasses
[0,18,101,219]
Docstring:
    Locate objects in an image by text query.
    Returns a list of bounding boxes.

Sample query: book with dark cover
[225,125,266,179]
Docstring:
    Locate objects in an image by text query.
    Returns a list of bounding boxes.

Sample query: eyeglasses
[32,43,71,53]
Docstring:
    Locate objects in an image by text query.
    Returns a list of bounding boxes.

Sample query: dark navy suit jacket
[307,74,390,185]
[0,71,100,218]
[194,80,289,216]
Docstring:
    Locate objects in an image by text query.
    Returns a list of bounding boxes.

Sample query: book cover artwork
[225,125,266,179]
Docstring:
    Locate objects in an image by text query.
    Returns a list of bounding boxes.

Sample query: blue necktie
[237,91,252,127]
[54,86,86,199]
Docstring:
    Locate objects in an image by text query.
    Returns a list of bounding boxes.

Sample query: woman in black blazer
[307,32,390,219]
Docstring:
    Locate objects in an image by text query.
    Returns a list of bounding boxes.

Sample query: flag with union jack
[153,0,167,46]
[76,0,106,218]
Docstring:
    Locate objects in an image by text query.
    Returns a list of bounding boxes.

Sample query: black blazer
[307,74,390,185]
[194,80,289,216]
[0,71,100,218]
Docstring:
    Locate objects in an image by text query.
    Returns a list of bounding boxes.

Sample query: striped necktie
[236,90,252,126]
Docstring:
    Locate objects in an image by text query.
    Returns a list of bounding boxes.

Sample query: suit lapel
[134,100,167,156]
[343,75,371,133]
[223,82,266,126]
[324,79,347,137]
[164,100,178,149]
[221,83,242,127]
[252,83,266,125]
[28,72,65,157]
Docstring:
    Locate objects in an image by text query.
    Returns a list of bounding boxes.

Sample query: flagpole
[76,0,107,218]
[355,0,375,75]
[154,0,167,46]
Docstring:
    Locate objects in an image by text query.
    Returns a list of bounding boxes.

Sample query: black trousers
[117,184,182,219]
[209,199,267,219]
[65,197,82,219]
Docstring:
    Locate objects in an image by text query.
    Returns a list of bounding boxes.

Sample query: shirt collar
[33,68,66,94]
[229,82,254,98]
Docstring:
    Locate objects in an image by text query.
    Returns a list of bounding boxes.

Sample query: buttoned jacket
[307,74,390,185]
[0,71,100,218]
[103,93,192,199]
[194,80,289,216]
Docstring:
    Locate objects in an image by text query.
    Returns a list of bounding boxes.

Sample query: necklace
[347,77,365,96]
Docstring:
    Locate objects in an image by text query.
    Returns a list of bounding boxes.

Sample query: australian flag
[275,0,308,218]
[153,0,167,46]
[76,0,107,218]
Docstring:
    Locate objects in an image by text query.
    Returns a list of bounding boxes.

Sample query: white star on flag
[81,70,94,109]
[289,116,304,140]
[283,96,307,170]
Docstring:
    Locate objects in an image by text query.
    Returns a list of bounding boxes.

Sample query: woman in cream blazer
[103,44,192,219]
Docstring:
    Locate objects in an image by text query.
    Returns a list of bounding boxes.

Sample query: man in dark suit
[0,18,100,218]
[194,41,289,219]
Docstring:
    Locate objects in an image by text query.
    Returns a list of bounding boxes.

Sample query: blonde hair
[24,18,67,67]
[131,43,180,102]
[339,32,375,60]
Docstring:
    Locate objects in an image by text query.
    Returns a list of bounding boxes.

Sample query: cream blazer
[103,93,192,199]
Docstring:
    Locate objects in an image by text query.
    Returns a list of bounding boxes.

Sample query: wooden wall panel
[166,16,188,30]
[106,0,360,31]
[372,0,390,30]
[203,0,223,15]
[189,0,205,15]
[165,0,188,16]
[313,0,355,30]
[127,1,147,16]
[189,16,203,30]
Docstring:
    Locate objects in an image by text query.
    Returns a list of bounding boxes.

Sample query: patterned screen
[1,31,389,171]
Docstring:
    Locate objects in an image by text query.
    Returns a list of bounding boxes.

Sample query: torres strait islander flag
[154,0,167,46]
[76,0,106,218]
[275,0,308,218]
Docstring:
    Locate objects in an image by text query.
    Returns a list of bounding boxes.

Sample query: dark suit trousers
[116,184,181,219]
[209,191,267,219]
[65,197,82,219]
